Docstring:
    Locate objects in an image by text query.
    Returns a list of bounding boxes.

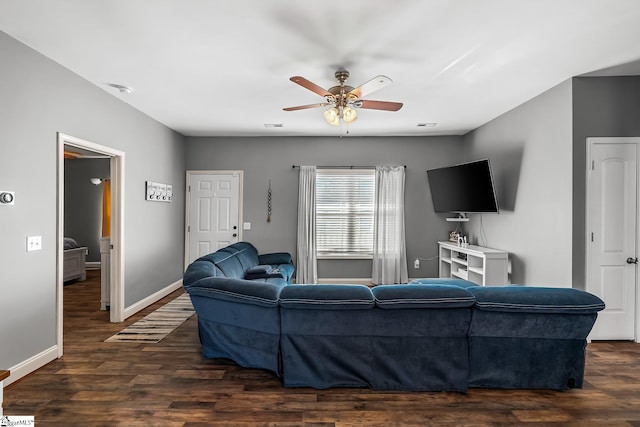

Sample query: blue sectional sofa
[183,243,605,392]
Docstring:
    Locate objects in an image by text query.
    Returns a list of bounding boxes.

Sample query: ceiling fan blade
[283,102,330,111]
[289,76,334,98]
[355,99,403,111]
[347,75,393,99]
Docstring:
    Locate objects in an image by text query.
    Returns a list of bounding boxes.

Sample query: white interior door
[587,138,638,340]
[186,171,242,265]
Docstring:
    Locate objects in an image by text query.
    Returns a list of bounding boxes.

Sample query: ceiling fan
[283,69,403,126]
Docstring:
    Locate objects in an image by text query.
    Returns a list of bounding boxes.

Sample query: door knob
[232,233,237,237]
[627,257,638,264]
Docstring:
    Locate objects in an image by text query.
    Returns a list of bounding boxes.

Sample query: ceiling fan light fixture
[286,69,402,128]
[323,107,340,126]
[343,106,357,123]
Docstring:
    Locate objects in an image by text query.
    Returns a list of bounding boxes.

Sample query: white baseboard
[5,345,58,387]
[85,261,101,269]
[123,279,183,320]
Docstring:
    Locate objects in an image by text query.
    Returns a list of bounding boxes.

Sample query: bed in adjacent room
[64,237,88,282]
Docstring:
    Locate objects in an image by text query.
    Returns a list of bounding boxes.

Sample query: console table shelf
[438,241,508,286]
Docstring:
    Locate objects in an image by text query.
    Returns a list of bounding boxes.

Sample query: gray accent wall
[571,76,640,289]
[185,136,465,279]
[0,31,185,371]
[463,80,574,286]
[459,76,640,288]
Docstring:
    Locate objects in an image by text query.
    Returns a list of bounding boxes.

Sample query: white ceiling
[2,0,640,137]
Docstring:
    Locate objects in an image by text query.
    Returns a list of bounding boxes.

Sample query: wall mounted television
[427,159,499,217]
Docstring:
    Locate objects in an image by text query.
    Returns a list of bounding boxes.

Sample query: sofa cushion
[372,284,476,309]
[220,242,260,271]
[469,286,605,314]
[279,284,374,310]
[183,259,225,288]
[258,252,293,266]
[213,252,248,278]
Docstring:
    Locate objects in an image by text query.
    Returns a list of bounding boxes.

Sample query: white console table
[438,241,508,286]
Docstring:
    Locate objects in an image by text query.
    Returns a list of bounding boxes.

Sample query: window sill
[317,254,373,260]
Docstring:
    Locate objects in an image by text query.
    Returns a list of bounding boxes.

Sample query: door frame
[184,170,244,269]
[57,133,125,356]
[585,136,640,342]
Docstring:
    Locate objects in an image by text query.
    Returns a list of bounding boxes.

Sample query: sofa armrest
[468,286,606,314]
[258,252,293,266]
[186,277,283,307]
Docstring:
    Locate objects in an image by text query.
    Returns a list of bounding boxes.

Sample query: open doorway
[56,133,125,357]
[63,152,109,299]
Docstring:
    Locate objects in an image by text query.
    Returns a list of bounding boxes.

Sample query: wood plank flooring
[4,269,640,426]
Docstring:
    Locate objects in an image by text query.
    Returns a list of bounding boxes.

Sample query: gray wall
[185,136,465,279]
[463,80,574,286]
[571,76,640,289]
[0,31,185,370]
[64,158,110,262]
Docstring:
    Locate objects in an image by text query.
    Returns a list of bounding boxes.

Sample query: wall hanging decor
[267,179,272,222]
[145,181,173,202]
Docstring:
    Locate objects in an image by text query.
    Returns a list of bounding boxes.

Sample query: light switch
[27,236,42,252]
[243,222,251,230]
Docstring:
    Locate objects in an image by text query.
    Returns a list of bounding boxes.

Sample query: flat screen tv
[427,159,499,214]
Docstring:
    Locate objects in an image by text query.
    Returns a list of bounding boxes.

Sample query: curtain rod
[292,165,406,169]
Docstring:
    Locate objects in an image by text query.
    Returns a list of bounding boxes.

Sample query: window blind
[315,169,375,257]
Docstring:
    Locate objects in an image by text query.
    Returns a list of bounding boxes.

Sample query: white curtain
[372,165,409,284]
[296,166,317,284]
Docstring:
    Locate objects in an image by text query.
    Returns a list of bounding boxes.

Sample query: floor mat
[105,293,194,343]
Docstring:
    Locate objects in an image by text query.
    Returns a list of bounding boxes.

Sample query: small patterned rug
[105,293,194,343]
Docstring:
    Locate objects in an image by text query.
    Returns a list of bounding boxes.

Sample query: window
[315,169,375,258]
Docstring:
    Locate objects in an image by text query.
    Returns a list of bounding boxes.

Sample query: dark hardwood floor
[4,269,640,426]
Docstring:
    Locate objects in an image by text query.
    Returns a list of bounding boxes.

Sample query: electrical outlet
[27,236,42,252]
[414,259,420,269]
